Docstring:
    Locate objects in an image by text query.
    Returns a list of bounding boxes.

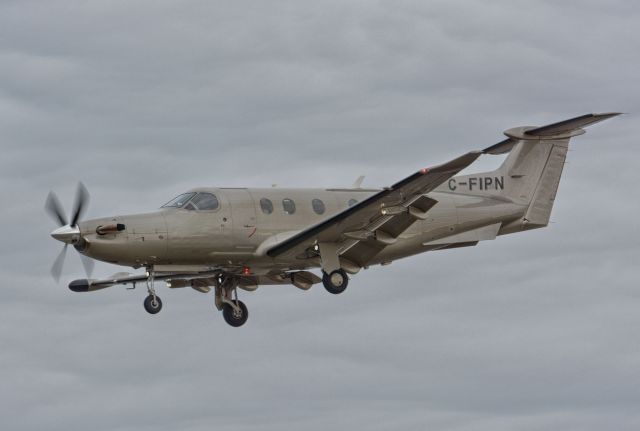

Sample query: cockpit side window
[189,193,219,210]
[162,192,196,208]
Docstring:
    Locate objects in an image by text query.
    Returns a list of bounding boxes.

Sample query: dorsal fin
[352,175,365,188]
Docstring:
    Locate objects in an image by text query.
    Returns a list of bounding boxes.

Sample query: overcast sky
[1,1,639,430]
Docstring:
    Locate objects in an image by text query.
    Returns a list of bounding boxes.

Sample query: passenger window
[282,198,296,215]
[348,198,358,207]
[190,193,219,210]
[311,198,325,215]
[260,198,273,214]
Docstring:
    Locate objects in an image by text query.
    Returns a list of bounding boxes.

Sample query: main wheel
[322,269,349,294]
[222,300,249,327]
[144,295,162,314]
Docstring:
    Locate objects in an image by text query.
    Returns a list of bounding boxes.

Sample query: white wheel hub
[330,272,344,286]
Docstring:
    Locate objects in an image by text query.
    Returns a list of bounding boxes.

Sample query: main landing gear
[322,268,349,294]
[143,268,163,315]
[222,300,248,327]
[215,275,249,327]
[317,242,349,295]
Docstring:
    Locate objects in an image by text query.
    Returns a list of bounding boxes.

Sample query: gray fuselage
[79,185,526,274]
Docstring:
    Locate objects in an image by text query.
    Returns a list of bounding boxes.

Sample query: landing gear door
[222,189,258,251]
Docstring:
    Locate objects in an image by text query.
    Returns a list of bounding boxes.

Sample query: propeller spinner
[45,182,94,282]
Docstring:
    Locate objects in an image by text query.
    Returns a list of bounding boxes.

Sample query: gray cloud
[1,1,639,430]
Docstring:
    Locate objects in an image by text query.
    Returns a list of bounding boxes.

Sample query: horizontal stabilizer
[525,112,621,137]
[483,112,621,154]
[484,137,517,155]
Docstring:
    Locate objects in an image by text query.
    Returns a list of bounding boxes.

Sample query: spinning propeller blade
[51,244,68,283]
[45,192,68,227]
[80,253,95,278]
[70,182,89,227]
[46,182,93,282]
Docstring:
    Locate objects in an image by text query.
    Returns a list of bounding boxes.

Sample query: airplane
[46,113,620,327]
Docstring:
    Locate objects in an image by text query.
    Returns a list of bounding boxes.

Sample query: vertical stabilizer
[445,113,621,233]
[492,113,620,231]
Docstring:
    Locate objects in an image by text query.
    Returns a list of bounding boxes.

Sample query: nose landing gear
[143,268,163,315]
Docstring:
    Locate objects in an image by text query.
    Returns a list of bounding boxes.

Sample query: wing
[69,269,322,293]
[69,270,222,292]
[266,151,482,268]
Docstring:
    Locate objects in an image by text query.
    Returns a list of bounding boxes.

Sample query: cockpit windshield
[161,192,196,208]
[161,192,220,210]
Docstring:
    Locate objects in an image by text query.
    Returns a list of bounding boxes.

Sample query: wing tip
[594,111,623,117]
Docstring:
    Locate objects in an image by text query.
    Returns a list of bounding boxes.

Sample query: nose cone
[51,225,80,244]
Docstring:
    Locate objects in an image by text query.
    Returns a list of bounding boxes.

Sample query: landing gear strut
[215,274,249,327]
[317,242,349,294]
[322,268,349,294]
[143,267,162,314]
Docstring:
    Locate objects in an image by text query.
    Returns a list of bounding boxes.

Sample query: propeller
[45,191,68,227]
[45,182,93,282]
[50,244,68,283]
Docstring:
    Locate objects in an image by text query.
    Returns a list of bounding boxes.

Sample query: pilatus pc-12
[46,113,619,327]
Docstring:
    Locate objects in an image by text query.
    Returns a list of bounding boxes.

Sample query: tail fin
[451,113,621,231]
[496,135,570,229]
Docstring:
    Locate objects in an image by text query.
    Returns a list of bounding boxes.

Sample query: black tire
[322,269,349,294]
[222,300,249,327]
[144,295,162,314]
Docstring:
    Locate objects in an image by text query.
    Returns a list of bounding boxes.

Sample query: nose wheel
[144,294,163,314]
[143,267,162,315]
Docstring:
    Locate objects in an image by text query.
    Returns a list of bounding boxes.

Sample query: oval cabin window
[260,198,273,214]
[282,198,296,215]
[311,198,325,215]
